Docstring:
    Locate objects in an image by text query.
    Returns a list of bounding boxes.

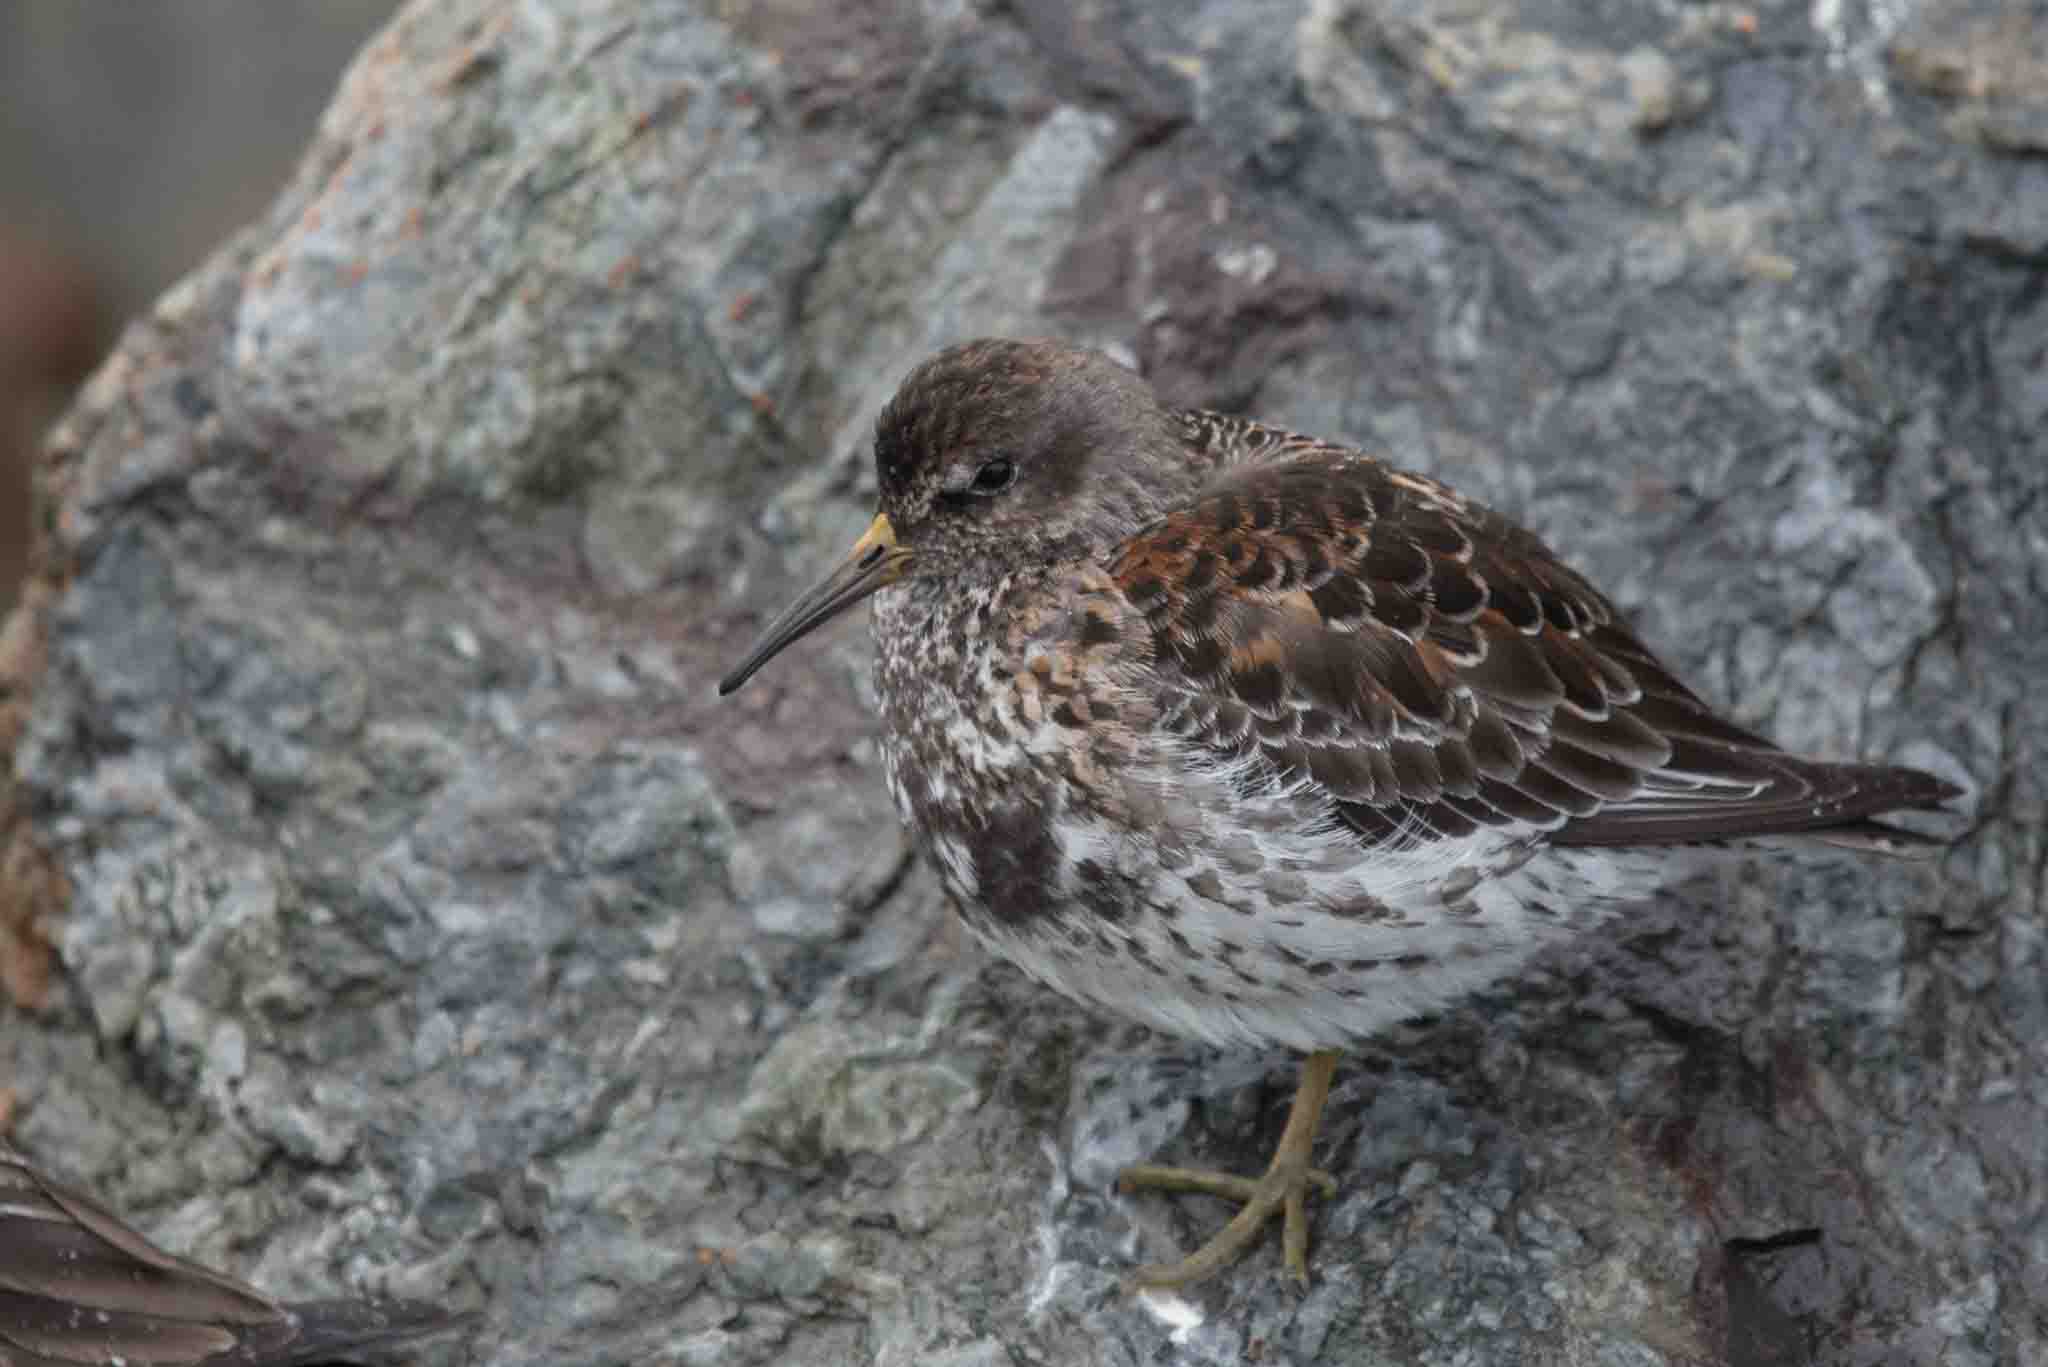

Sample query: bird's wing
[1109,420,1955,850]
[0,1146,466,1367]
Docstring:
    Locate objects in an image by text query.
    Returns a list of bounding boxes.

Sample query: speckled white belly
[904,738,1675,1051]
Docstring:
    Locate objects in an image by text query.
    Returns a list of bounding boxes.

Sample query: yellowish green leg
[1117,1049,1342,1287]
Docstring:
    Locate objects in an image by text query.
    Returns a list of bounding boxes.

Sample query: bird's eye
[970,458,1016,494]
[936,456,1018,508]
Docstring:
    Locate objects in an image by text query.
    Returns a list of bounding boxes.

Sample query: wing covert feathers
[1113,419,1959,849]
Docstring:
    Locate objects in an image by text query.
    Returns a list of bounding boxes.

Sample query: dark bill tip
[717,513,906,696]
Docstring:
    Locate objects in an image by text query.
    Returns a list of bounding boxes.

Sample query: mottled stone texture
[1,0,2041,1363]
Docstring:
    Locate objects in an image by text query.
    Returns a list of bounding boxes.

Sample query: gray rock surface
[3,0,2043,1363]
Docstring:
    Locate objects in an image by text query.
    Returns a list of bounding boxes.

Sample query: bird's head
[718,338,1183,695]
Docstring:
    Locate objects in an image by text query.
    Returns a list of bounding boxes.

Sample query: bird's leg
[1117,1049,1341,1287]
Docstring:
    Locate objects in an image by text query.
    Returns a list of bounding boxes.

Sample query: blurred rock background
[0,2,400,616]
[1,2,2042,1365]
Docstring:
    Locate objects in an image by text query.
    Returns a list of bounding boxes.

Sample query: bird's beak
[718,512,911,696]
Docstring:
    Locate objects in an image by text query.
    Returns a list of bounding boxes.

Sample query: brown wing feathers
[1,1147,466,1367]
[1113,426,1957,849]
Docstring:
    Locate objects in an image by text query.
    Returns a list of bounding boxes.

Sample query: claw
[1116,1050,1342,1288]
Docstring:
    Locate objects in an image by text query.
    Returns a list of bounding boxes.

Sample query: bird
[0,1144,469,1366]
[716,337,1960,1288]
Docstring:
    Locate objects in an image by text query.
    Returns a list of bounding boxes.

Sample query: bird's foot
[1118,1155,1338,1287]
[1116,1048,1341,1288]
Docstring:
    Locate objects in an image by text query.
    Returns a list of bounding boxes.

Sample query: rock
[2,0,2042,1363]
